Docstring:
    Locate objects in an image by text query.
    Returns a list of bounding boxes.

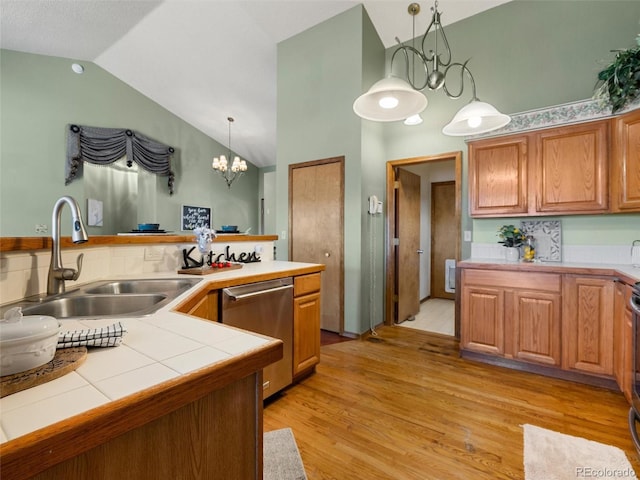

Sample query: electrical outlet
[464,230,472,242]
[281,230,287,240]
[35,224,48,234]
[144,247,164,261]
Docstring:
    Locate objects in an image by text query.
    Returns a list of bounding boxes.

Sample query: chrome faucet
[47,196,89,295]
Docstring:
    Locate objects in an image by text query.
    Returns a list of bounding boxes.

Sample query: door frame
[384,151,463,334]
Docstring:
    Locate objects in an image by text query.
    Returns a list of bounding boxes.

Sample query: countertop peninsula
[0,260,324,480]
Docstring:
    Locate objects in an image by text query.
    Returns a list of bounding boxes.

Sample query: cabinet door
[562,276,614,375]
[533,121,609,214]
[611,109,640,212]
[460,285,505,355]
[512,290,561,366]
[293,291,321,377]
[614,282,634,402]
[468,135,529,217]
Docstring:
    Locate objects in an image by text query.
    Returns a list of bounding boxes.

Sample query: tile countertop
[459,258,640,284]
[0,261,324,445]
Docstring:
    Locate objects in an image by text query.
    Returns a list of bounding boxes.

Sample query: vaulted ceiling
[1,0,510,167]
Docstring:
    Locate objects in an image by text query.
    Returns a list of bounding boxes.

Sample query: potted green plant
[498,225,526,261]
[594,34,640,113]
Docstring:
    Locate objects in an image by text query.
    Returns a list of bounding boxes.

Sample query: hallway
[397,298,455,336]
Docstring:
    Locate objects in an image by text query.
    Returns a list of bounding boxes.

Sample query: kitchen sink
[2,277,202,320]
[84,278,200,295]
[21,294,167,318]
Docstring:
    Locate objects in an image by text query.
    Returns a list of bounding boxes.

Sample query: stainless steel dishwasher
[221,277,293,399]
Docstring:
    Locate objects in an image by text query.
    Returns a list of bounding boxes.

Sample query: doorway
[289,157,344,333]
[384,152,462,336]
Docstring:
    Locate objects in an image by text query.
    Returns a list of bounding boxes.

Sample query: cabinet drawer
[294,273,321,297]
[462,269,561,293]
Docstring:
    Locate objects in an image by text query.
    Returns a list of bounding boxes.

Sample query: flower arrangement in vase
[497,225,526,261]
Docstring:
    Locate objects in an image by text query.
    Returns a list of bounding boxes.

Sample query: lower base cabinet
[460,269,561,364]
[460,268,627,390]
[293,273,322,378]
[562,275,614,376]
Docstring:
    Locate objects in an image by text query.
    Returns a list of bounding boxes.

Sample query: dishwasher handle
[223,284,293,301]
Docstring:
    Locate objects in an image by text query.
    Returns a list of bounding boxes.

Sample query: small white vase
[504,247,520,262]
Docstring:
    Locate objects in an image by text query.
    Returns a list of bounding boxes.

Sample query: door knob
[325,252,331,257]
[417,249,424,254]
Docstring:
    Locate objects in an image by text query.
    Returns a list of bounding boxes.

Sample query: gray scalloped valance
[65,124,175,194]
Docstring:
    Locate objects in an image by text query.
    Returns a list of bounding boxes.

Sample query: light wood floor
[264,326,639,480]
[397,298,455,336]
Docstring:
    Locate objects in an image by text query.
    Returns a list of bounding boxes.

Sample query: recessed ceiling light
[71,63,84,74]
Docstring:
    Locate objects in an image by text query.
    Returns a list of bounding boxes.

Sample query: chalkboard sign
[181,205,211,231]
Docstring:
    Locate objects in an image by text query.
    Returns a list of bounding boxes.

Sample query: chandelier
[352,1,511,136]
[212,116,248,188]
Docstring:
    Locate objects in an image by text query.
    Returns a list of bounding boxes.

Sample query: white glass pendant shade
[353,76,428,122]
[442,100,511,136]
[404,114,423,126]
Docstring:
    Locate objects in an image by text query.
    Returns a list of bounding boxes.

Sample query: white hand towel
[58,322,127,348]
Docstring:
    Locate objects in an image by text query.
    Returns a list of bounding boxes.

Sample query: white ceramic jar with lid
[0,307,60,376]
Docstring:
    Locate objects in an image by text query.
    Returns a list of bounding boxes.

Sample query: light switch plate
[87,198,103,227]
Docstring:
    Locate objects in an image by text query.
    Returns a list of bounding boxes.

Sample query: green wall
[0,49,259,236]
[381,0,640,252]
[277,6,368,334]
[278,1,640,335]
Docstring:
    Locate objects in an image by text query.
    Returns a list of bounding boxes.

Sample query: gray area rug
[264,428,308,480]
[523,424,636,480]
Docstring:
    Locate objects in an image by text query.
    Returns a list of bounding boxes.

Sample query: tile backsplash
[0,241,274,305]
[471,242,637,265]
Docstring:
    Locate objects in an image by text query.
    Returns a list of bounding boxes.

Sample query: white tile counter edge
[0,261,321,443]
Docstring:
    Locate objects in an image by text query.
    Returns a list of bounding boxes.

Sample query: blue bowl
[220,225,237,232]
[138,223,160,231]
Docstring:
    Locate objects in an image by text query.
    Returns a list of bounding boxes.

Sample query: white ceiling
[0,0,510,168]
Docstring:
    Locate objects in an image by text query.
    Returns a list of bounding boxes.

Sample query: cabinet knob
[324,252,330,257]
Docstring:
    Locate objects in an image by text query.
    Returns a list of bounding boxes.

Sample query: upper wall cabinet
[468,118,622,217]
[532,121,609,214]
[468,135,529,217]
[611,109,640,212]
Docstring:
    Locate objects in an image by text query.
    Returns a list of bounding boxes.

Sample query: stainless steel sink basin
[21,294,167,318]
[2,277,202,320]
[84,278,200,295]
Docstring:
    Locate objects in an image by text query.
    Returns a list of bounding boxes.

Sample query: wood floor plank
[264,326,640,479]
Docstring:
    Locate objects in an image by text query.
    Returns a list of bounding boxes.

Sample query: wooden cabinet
[459,266,637,390]
[611,108,640,212]
[614,281,634,403]
[533,121,609,214]
[468,135,529,217]
[561,275,614,376]
[512,289,562,366]
[293,273,321,378]
[460,269,561,366]
[468,119,611,217]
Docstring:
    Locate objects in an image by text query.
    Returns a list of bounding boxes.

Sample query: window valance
[65,124,176,194]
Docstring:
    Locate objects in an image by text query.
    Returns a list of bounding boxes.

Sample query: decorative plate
[520,220,562,262]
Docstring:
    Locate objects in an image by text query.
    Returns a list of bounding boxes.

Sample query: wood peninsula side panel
[29,374,262,480]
